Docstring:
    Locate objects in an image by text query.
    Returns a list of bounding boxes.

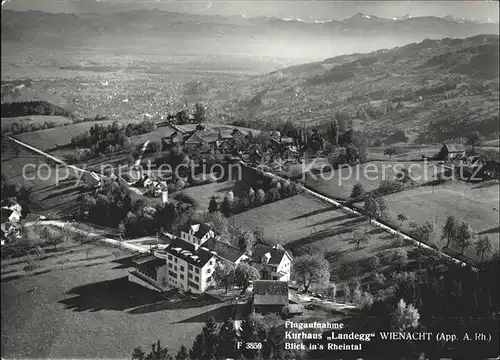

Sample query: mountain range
[2,10,499,61]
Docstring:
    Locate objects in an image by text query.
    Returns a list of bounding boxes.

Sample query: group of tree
[310,255,499,358]
[1,100,74,118]
[442,215,492,261]
[70,120,156,154]
[227,177,300,217]
[1,173,40,217]
[214,262,260,294]
[132,314,306,360]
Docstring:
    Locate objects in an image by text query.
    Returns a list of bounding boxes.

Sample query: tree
[255,189,266,206]
[220,195,232,217]
[132,347,146,360]
[292,254,330,292]
[442,215,458,248]
[201,317,218,360]
[233,263,260,293]
[392,249,408,269]
[412,220,435,248]
[327,119,339,145]
[384,147,396,160]
[350,182,365,201]
[213,262,235,292]
[397,213,408,228]
[466,131,482,152]
[230,226,256,254]
[391,299,420,331]
[455,221,473,255]
[208,196,218,213]
[145,340,171,360]
[189,333,205,360]
[353,231,368,250]
[474,236,492,262]
[194,102,206,123]
[216,319,239,360]
[175,346,189,360]
[363,195,387,230]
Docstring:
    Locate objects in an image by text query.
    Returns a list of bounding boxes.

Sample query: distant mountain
[225,35,499,141]
[2,10,498,61]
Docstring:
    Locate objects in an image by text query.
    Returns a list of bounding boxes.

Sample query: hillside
[228,35,499,143]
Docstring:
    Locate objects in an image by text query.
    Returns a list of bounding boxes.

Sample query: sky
[2,0,499,23]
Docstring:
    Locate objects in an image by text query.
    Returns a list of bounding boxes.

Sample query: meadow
[1,115,73,133]
[2,148,83,217]
[230,192,415,269]
[303,160,444,200]
[1,241,228,359]
[379,180,500,262]
[13,119,141,151]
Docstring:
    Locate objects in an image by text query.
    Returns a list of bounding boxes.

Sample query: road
[24,220,150,254]
[7,136,92,175]
[134,140,150,167]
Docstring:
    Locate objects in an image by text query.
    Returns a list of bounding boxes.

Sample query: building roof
[251,244,288,266]
[203,238,244,263]
[253,280,289,297]
[132,254,165,267]
[165,237,215,267]
[443,144,466,152]
[182,222,213,240]
[218,130,234,139]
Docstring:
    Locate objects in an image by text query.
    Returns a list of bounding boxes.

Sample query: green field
[171,180,236,211]
[1,243,228,359]
[367,145,441,161]
[380,180,500,262]
[1,115,73,133]
[303,160,443,200]
[230,192,414,264]
[14,119,141,150]
[2,148,83,217]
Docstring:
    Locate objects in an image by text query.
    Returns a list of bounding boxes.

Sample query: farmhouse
[437,143,466,161]
[252,280,289,314]
[251,244,292,281]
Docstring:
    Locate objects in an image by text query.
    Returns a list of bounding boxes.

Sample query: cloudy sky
[3,0,499,22]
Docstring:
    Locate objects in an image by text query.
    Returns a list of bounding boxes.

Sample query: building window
[180,274,185,280]
[189,273,193,279]
[168,263,172,268]
[174,258,178,263]
[180,266,184,272]
[168,270,176,278]
[195,276,199,282]
[195,268,200,274]
[174,266,177,271]
[168,255,172,260]
[189,265,193,271]
[188,280,198,289]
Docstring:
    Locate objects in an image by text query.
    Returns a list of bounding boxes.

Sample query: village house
[252,280,289,314]
[250,244,292,282]
[436,143,466,161]
[1,199,23,245]
[180,221,215,245]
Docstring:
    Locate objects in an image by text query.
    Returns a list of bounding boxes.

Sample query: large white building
[128,222,247,293]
